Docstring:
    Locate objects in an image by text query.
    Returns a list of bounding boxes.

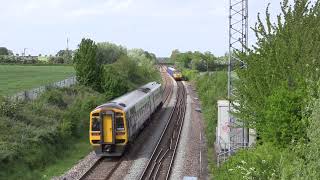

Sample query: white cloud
[0,0,222,24]
[0,0,283,56]
[0,0,134,24]
[69,8,104,17]
[68,0,133,18]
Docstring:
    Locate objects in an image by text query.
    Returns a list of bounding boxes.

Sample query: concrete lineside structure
[216,100,256,165]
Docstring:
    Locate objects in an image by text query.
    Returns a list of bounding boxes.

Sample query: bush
[0,86,105,180]
[102,64,129,98]
[216,98,320,179]
[245,85,308,147]
[280,98,320,179]
[216,1,320,179]
[196,71,228,146]
[182,68,198,81]
[41,89,67,108]
[215,143,286,180]
[233,0,320,147]
[0,97,19,118]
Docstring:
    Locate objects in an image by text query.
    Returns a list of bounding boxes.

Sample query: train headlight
[91,117,100,131]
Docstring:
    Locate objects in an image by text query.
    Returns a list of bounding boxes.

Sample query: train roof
[167,67,176,71]
[96,81,161,111]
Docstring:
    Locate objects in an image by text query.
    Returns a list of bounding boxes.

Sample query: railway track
[161,65,173,104]
[79,65,175,180]
[79,157,122,180]
[139,81,187,180]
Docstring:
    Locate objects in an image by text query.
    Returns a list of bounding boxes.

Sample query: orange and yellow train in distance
[167,67,182,81]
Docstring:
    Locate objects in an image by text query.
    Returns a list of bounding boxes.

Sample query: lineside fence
[8,76,77,101]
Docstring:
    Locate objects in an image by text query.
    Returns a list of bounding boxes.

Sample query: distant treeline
[169,49,228,72]
[0,47,73,64]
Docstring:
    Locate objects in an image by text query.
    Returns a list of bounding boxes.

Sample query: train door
[101,111,115,144]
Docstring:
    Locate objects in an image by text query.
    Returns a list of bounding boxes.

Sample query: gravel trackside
[52,151,100,180]
[170,81,208,180]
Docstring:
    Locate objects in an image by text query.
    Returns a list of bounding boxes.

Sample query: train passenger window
[91,117,100,131]
[116,114,125,131]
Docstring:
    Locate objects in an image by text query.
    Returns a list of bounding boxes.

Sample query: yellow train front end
[173,71,183,81]
[89,107,128,156]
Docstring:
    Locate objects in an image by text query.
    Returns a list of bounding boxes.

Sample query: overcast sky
[0,0,282,57]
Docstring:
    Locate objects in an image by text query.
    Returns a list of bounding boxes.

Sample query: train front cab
[90,108,128,156]
[173,71,182,81]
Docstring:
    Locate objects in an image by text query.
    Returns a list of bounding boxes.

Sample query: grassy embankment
[182,69,227,178]
[0,60,160,179]
[0,86,105,180]
[0,65,75,95]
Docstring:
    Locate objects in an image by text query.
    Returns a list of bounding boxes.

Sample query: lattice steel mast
[228,0,248,99]
[228,0,249,151]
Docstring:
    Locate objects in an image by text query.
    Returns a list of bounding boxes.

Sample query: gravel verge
[52,151,100,180]
[169,81,208,180]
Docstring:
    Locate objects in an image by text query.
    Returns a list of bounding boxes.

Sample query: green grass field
[0,65,75,95]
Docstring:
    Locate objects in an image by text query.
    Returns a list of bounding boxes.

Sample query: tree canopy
[96,42,127,64]
[73,38,102,92]
[170,50,221,71]
[0,47,13,56]
[73,39,160,98]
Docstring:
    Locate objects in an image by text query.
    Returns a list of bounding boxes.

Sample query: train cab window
[91,117,100,131]
[115,112,125,131]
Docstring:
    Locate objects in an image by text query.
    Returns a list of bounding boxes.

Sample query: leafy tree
[203,51,216,71]
[216,53,228,64]
[72,39,159,97]
[171,50,219,71]
[128,49,159,82]
[101,55,134,98]
[128,48,156,64]
[96,42,127,64]
[170,49,180,62]
[0,47,10,55]
[234,0,320,146]
[7,50,13,56]
[73,38,102,92]
[175,51,193,68]
[56,49,73,64]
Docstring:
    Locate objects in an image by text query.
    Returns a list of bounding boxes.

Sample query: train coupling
[102,144,113,153]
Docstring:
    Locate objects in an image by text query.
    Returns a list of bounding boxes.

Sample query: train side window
[116,113,125,131]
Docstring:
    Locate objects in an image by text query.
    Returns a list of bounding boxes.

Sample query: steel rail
[139,81,187,180]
